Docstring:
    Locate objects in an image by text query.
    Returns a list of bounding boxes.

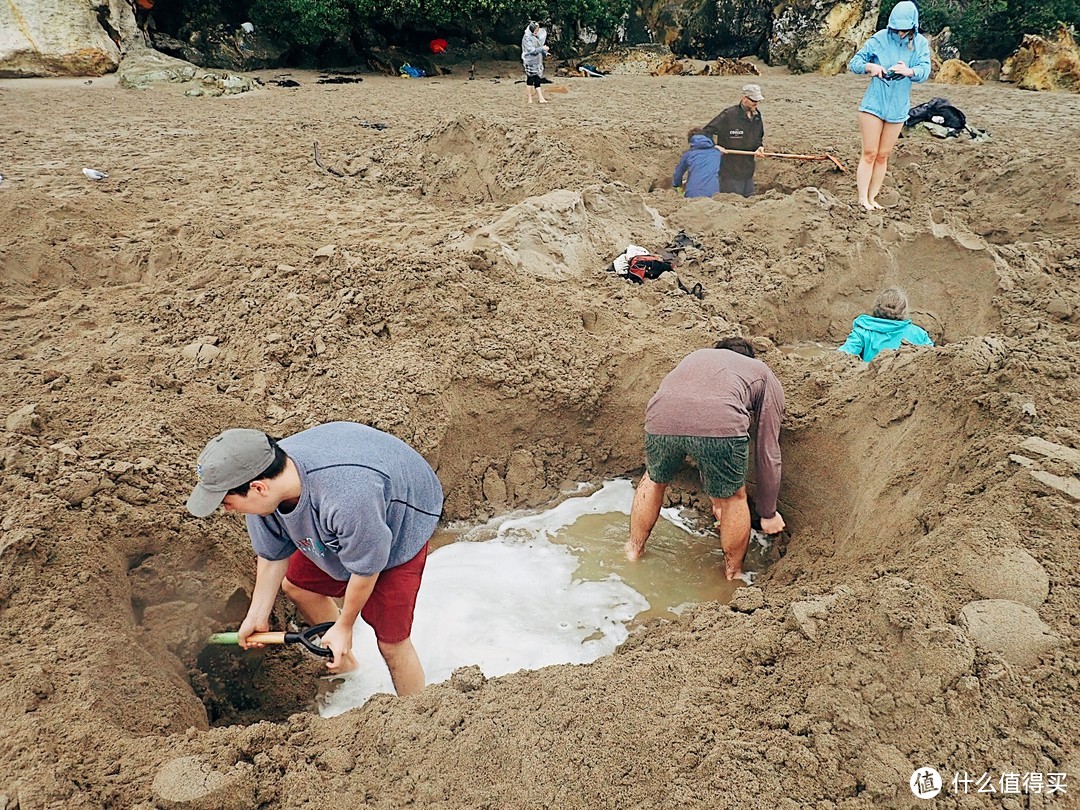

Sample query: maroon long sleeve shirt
[645,349,785,518]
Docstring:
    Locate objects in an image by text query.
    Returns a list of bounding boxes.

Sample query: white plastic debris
[240,21,254,33]
[82,168,109,181]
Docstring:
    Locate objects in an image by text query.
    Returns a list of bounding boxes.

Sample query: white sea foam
[320,482,650,715]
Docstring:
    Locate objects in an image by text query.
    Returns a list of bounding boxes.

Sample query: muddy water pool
[321,479,769,714]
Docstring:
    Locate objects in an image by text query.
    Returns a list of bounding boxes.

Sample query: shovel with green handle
[208,621,334,658]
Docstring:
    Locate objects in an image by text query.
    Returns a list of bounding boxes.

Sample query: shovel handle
[247,631,289,645]
[206,623,334,658]
[718,147,829,160]
[207,630,286,645]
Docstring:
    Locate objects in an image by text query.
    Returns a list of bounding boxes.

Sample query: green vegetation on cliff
[243,0,631,50]
[882,0,1079,60]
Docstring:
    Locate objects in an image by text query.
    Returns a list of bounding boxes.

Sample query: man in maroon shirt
[625,337,786,580]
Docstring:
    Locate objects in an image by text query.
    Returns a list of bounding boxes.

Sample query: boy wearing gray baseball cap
[187,421,443,695]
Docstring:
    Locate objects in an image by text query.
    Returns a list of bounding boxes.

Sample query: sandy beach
[1,62,1078,807]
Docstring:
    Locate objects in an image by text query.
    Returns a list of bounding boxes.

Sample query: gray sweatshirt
[645,349,784,517]
[246,422,443,578]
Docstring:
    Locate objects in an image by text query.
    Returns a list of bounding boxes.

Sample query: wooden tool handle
[719,147,828,160]
[245,631,287,645]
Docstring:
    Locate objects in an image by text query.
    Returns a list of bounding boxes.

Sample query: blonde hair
[872,288,909,320]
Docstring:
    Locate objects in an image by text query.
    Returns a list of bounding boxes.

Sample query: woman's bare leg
[868,121,904,207]
[857,112,884,210]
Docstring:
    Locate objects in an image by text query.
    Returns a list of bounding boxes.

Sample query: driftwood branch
[313,140,345,177]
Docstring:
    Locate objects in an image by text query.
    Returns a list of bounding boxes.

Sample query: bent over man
[626,337,785,580]
[187,421,443,696]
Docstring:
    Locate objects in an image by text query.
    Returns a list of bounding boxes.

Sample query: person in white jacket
[521,21,549,103]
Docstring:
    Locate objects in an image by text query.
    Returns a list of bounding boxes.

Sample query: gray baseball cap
[742,83,764,102]
[186,429,275,517]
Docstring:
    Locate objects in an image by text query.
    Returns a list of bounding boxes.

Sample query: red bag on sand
[429,39,448,54]
[626,255,673,283]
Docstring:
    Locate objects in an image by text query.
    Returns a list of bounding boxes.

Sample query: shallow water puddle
[779,341,836,358]
[320,479,768,715]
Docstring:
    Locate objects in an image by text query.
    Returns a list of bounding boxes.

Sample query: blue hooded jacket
[673,135,722,198]
[838,314,934,362]
[849,1,932,123]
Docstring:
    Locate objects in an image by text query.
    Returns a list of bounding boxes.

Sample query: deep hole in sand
[176,198,1005,725]
[191,479,775,721]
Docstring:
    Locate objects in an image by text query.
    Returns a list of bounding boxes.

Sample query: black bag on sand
[906,97,966,129]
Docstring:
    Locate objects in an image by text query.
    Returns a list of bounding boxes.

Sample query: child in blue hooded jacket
[673,128,722,198]
[838,288,934,362]
[849,1,931,211]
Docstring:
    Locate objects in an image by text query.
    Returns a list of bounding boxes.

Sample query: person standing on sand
[522,21,550,104]
[626,337,786,581]
[703,84,766,197]
[186,422,443,696]
[849,0,931,211]
[673,128,722,198]
[838,288,934,362]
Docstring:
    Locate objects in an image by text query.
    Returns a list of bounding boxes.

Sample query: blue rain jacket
[673,135,722,198]
[838,314,934,362]
[849,1,932,123]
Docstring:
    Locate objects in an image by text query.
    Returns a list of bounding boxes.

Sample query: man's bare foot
[538,98,548,104]
[624,540,645,561]
[859,201,874,211]
[527,97,533,104]
[869,200,883,210]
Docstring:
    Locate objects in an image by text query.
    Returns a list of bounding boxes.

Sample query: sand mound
[454,183,667,279]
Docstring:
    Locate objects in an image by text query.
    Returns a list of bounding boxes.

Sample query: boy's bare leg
[281,578,359,672]
[378,637,425,696]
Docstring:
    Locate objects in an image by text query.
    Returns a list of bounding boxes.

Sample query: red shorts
[284,544,429,644]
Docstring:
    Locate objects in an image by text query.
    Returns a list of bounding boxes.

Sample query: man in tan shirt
[625,337,786,580]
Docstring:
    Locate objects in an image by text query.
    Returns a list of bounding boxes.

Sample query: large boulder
[769,0,879,75]
[150,24,290,71]
[117,48,260,96]
[1001,25,1080,92]
[634,0,773,59]
[969,59,1001,82]
[935,58,984,85]
[0,0,137,78]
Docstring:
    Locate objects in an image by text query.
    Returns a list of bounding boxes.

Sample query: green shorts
[645,433,749,499]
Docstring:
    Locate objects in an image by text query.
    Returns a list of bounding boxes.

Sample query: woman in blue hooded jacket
[838,288,934,362]
[849,1,931,211]
[673,129,722,198]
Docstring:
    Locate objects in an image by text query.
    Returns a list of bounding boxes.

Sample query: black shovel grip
[283,622,335,658]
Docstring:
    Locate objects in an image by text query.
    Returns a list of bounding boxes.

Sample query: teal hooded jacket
[849,1,932,123]
[838,314,934,362]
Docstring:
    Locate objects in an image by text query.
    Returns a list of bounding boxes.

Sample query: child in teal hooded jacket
[838,288,934,362]
[849,1,931,210]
